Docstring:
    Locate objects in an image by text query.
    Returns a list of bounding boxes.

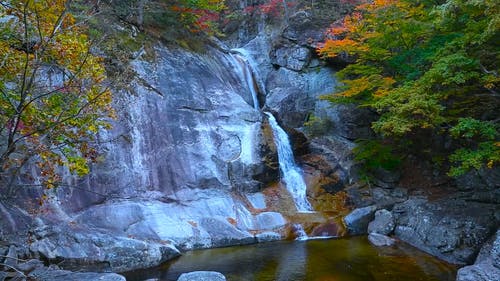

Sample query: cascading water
[231,48,267,110]
[232,54,260,110]
[292,224,309,241]
[265,112,313,212]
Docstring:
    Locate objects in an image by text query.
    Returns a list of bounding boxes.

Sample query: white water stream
[231,48,313,216]
[265,112,312,212]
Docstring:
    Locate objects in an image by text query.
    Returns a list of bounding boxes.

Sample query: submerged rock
[368,233,396,247]
[177,271,226,281]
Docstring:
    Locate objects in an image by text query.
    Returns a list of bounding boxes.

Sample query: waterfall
[233,54,260,110]
[293,224,309,241]
[230,47,312,212]
[231,48,266,110]
[265,112,312,212]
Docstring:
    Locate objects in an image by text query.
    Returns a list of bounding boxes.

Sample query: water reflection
[124,236,456,281]
[275,239,307,281]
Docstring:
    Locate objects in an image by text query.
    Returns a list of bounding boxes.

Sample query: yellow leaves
[340,77,371,97]
[374,77,396,97]
[1,1,112,188]
[318,38,365,58]
[337,75,396,100]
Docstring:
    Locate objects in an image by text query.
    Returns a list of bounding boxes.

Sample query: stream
[125,236,457,281]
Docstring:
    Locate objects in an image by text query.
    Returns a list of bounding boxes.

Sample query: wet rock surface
[368,233,396,247]
[177,271,227,281]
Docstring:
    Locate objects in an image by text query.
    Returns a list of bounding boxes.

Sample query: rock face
[1,28,342,271]
[456,230,500,281]
[0,43,298,272]
[392,197,499,264]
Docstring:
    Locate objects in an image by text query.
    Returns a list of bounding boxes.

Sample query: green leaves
[318,0,499,177]
[353,139,401,171]
[450,118,497,140]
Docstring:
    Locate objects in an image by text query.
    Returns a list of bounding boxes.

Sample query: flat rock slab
[29,268,125,281]
[368,233,396,247]
[246,193,267,209]
[177,271,226,281]
[30,225,180,272]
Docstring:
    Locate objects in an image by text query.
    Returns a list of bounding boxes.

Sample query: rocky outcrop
[457,230,500,281]
[0,247,126,281]
[392,197,499,264]
[29,224,180,272]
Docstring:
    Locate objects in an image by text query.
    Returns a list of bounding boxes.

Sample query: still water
[125,236,457,281]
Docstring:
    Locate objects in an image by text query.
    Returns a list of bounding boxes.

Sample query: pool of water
[125,236,457,281]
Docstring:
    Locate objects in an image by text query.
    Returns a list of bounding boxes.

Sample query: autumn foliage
[318,0,499,176]
[0,0,113,189]
[169,0,225,33]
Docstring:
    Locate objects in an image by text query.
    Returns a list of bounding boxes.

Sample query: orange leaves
[317,38,367,59]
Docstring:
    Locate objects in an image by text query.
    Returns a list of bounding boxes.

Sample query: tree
[317,0,499,176]
[0,0,114,191]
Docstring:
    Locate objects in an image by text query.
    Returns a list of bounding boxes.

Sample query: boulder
[200,218,255,248]
[254,212,286,231]
[29,267,126,281]
[343,205,377,235]
[29,225,180,272]
[177,271,226,281]
[392,197,498,264]
[368,233,396,247]
[456,230,500,281]
[368,209,395,235]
